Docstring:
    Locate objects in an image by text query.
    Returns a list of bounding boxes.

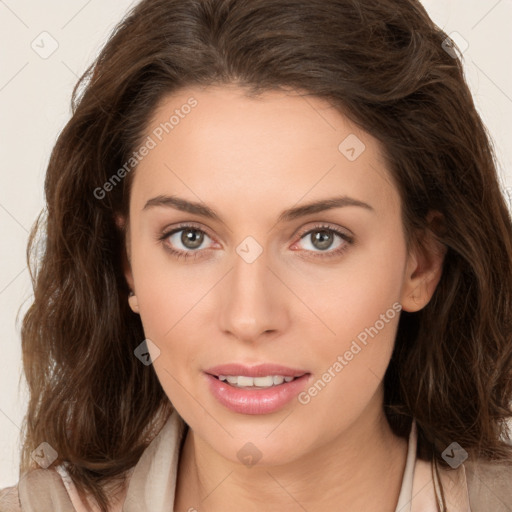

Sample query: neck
[174,400,408,512]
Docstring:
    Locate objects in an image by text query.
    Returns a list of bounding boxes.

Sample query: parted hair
[19,0,512,510]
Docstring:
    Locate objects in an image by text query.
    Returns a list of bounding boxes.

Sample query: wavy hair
[19,0,512,510]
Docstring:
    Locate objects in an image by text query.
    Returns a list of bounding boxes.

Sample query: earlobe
[128,291,140,314]
[400,212,446,313]
[402,267,441,312]
[123,254,140,314]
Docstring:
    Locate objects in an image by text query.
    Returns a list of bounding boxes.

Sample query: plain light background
[1,0,511,488]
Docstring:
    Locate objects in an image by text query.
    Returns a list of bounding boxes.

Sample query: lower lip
[205,373,311,415]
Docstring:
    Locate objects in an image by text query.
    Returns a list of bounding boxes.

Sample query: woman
[1,0,512,510]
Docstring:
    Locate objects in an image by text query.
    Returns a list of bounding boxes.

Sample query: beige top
[1,410,511,511]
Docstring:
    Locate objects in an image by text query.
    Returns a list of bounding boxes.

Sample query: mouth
[203,363,311,415]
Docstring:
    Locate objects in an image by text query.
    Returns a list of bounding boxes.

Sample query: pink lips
[204,363,311,415]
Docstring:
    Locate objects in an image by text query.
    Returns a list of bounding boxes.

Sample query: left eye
[295,228,348,252]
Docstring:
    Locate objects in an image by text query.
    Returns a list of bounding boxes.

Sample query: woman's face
[122,84,433,466]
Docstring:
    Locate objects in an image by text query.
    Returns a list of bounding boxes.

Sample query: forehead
[129,85,400,220]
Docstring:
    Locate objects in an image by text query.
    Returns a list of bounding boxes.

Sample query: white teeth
[217,375,298,388]
[238,376,255,387]
[254,376,274,387]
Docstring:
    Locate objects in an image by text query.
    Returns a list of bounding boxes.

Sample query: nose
[218,245,290,343]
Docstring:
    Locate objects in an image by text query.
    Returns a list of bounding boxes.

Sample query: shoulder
[464,458,512,511]
[0,484,21,512]
[1,469,75,511]
[1,466,131,512]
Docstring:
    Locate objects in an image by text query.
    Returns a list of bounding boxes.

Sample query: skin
[120,84,445,511]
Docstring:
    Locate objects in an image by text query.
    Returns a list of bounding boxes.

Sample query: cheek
[304,233,405,345]
[296,305,399,432]
[294,233,405,398]
[133,266,205,407]
[132,244,208,339]
[131,256,214,385]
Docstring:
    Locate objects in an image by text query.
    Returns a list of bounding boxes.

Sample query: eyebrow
[142,194,374,223]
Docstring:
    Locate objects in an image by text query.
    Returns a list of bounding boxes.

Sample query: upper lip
[205,363,309,378]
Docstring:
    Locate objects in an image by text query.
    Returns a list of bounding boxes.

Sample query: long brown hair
[20,0,512,510]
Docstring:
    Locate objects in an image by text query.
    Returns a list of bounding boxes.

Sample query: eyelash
[157,222,354,261]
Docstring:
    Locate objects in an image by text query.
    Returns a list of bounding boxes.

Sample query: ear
[400,211,446,313]
[115,213,140,314]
